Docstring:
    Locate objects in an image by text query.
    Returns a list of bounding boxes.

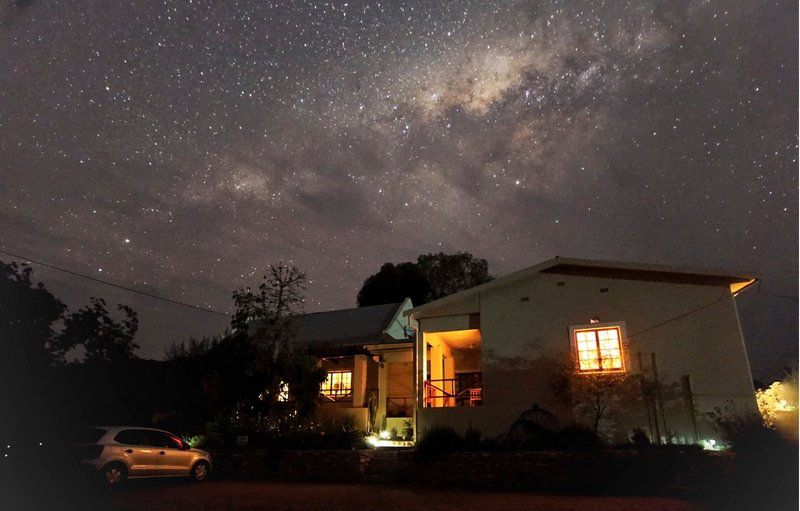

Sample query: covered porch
[316,341,416,441]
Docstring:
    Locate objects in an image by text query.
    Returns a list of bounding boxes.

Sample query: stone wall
[210,448,732,494]
[409,450,732,494]
[276,450,375,482]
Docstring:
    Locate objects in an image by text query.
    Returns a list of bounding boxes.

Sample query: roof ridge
[293,302,401,318]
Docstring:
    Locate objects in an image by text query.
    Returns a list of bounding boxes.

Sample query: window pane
[114,429,146,446]
[321,371,353,399]
[574,326,623,373]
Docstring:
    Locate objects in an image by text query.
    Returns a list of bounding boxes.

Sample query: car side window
[113,429,146,446]
[164,435,183,449]
[146,431,182,449]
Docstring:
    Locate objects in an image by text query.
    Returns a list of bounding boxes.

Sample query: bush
[630,428,651,448]
[463,425,482,449]
[554,424,604,451]
[416,426,463,458]
[708,415,799,511]
[508,421,558,450]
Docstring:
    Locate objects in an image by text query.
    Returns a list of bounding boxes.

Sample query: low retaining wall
[410,450,731,493]
[277,450,376,482]
[209,448,732,494]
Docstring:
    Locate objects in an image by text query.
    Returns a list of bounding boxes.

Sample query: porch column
[352,354,368,407]
[377,359,388,431]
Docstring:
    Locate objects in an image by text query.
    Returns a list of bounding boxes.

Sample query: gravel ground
[106,480,707,511]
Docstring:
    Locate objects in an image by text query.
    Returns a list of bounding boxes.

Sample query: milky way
[0,1,796,379]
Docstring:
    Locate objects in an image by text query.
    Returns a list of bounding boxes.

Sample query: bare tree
[231,262,306,332]
[552,357,638,436]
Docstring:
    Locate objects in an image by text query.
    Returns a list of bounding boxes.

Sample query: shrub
[463,425,482,449]
[416,426,463,458]
[708,412,798,511]
[554,424,604,451]
[630,428,651,448]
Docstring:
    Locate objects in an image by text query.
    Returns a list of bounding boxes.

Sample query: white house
[406,257,759,445]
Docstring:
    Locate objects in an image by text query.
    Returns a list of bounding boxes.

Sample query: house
[406,257,759,445]
[283,299,417,438]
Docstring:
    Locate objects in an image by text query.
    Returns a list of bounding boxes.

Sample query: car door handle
[124,449,133,454]
[159,451,165,455]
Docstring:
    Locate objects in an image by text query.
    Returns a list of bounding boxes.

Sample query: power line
[0,248,230,317]
[626,292,728,340]
[753,281,798,300]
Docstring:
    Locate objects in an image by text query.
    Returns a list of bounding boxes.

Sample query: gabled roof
[277,299,411,349]
[406,257,757,317]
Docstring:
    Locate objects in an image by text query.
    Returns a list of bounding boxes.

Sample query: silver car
[71,426,212,487]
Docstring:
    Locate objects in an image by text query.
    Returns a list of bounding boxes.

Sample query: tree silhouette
[214,262,325,433]
[53,297,139,364]
[357,262,430,307]
[0,259,66,365]
[417,252,493,301]
[357,252,493,307]
[231,262,306,332]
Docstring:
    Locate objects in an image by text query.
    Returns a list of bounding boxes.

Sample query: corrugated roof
[247,302,406,350]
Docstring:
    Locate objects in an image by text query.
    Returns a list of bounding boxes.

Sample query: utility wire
[0,248,230,317]
[626,292,728,340]
[753,280,798,300]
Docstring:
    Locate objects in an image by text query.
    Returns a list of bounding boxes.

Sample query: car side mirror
[180,442,191,450]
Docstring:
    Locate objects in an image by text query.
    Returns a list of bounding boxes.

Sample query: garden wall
[211,448,732,494]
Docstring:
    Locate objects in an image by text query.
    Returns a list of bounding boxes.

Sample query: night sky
[0,1,796,380]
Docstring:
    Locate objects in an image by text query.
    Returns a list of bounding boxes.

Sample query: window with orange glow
[320,371,352,400]
[574,326,624,372]
[277,382,289,402]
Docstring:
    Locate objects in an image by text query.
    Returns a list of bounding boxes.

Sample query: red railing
[424,377,482,407]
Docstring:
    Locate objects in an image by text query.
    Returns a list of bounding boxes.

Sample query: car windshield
[70,427,107,444]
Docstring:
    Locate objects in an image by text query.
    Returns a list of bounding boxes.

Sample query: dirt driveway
[106,480,706,511]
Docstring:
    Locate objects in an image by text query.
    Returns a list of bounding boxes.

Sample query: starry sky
[0,1,796,380]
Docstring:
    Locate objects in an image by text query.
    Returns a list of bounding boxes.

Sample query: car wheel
[190,461,210,482]
[100,463,127,488]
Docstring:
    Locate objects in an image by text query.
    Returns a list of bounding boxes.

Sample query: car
[69,426,212,487]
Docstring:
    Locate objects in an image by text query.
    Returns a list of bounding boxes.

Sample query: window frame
[320,370,353,401]
[568,321,627,374]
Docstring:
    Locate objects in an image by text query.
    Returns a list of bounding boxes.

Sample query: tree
[552,357,638,437]
[164,334,224,361]
[356,262,430,307]
[52,297,139,364]
[0,259,67,366]
[231,262,306,332]
[356,252,493,307]
[417,252,493,301]
[755,368,798,429]
[211,262,325,434]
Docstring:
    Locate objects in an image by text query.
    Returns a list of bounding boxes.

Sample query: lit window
[277,382,289,402]
[320,371,352,400]
[573,326,624,373]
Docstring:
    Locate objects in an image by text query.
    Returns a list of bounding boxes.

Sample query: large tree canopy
[0,260,67,366]
[356,262,431,308]
[356,252,493,307]
[1,260,140,366]
[53,297,139,364]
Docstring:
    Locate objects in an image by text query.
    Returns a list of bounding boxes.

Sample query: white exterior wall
[415,272,758,443]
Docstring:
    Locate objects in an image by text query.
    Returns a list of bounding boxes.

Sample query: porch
[421,327,483,409]
[316,342,416,440]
